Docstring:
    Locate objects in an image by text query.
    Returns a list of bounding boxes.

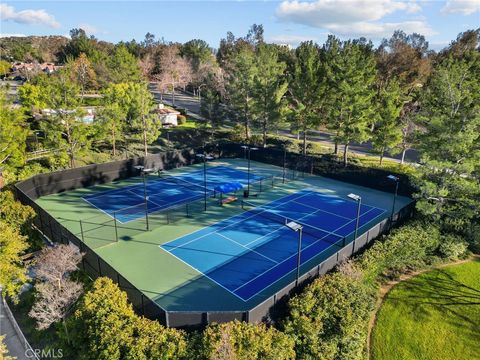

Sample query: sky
[0,0,479,51]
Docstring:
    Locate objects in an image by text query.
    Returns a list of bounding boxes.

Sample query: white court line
[232,214,358,295]
[291,199,353,220]
[243,207,324,248]
[163,191,315,252]
[161,189,387,301]
[216,233,279,264]
[82,197,115,219]
[330,206,380,235]
[158,247,247,302]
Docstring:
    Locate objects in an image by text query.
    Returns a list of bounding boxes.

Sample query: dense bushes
[283,271,374,359]
[359,222,441,283]
[280,220,470,360]
[67,278,187,360]
[195,320,295,360]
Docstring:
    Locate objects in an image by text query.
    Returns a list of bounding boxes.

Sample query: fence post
[79,220,85,243]
[98,257,102,276]
[113,212,119,242]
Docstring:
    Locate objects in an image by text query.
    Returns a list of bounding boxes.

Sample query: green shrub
[197,320,295,360]
[466,222,480,254]
[438,234,469,260]
[67,277,187,360]
[283,272,374,360]
[230,124,247,143]
[177,114,187,125]
[359,222,441,282]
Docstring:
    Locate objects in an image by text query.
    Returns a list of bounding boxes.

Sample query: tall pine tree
[252,44,288,147]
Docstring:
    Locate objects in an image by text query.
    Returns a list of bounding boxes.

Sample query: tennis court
[161,189,386,301]
[82,166,265,223]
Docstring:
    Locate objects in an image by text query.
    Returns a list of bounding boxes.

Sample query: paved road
[147,86,419,163]
[0,294,28,360]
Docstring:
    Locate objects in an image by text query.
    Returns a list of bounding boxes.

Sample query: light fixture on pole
[240,145,258,197]
[286,221,303,287]
[134,165,155,230]
[387,175,400,224]
[196,153,214,211]
[347,193,362,253]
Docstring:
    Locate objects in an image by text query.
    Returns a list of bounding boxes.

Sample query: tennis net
[241,200,345,247]
[159,173,214,195]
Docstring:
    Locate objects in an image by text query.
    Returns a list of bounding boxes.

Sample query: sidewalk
[0,294,29,360]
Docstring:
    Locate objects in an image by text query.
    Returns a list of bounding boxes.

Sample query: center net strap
[242,200,344,246]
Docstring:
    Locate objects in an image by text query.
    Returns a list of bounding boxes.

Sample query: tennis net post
[113,211,119,242]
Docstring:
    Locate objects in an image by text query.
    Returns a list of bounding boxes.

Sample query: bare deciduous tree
[35,244,82,290]
[139,53,154,81]
[30,244,83,339]
[154,46,193,106]
[29,279,82,330]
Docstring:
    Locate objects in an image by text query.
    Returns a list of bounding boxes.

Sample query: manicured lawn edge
[367,254,480,359]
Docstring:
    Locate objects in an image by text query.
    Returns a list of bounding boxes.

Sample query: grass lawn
[371,258,480,360]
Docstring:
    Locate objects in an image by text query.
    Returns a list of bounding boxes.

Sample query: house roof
[151,108,180,115]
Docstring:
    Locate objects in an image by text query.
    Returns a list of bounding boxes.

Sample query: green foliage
[415,48,480,232]
[0,88,28,168]
[287,41,323,154]
[176,114,187,125]
[438,234,469,260]
[0,222,29,299]
[283,271,374,360]
[252,44,288,147]
[0,60,10,77]
[181,39,213,71]
[95,103,126,156]
[198,320,295,360]
[22,68,95,168]
[0,190,37,241]
[371,79,403,164]
[69,53,97,97]
[359,222,441,283]
[128,83,159,155]
[325,37,377,165]
[107,45,141,83]
[0,334,14,360]
[68,277,187,360]
[17,82,47,110]
[224,45,257,140]
[465,222,480,254]
[60,29,98,62]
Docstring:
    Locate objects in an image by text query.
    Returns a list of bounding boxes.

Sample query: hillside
[0,35,69,63]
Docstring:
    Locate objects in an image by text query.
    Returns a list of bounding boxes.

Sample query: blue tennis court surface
[161,189,386,301]
[82,166,264,223]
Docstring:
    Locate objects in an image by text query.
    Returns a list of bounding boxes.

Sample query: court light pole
[134,165,155,230]
[286,221,303,288]
[241,145,258,197]
[347,193,362,253]
[283,145,287,184]
[387,175,400,224]
[196,153,214,211]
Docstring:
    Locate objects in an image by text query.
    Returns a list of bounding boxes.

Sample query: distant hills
[0,36,69,63]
